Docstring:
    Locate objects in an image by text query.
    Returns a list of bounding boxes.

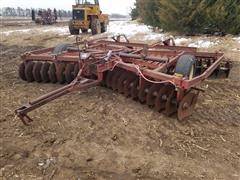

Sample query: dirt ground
[0,23,240,180]
[0,17,69,27]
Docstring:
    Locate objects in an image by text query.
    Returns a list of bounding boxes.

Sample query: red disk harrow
[15,35,232,125]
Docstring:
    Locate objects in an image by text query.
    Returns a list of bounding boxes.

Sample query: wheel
[69,28,79,35]
[81,29,88,33]
[19,62,26,81]
[48,63,57,83]
[65,63,75,84]
[52,43,73,54]
[41,62,50,83]
[91,18,101,35]
[33,62,42,82]
[25,61,35,82]
[175,55,196,80]
[56,63,66,84]
[101,22,107,33]
[69,21,79,35]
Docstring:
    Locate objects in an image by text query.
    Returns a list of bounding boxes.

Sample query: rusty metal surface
[177,90,200,121]
[15,35,233,124]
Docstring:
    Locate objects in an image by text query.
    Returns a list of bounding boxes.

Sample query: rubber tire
[57,63,66,84]
[65,63,75,84]
[101,23,107,33]
[53,43,73,55]
[41,62,50,83]
[33,62,42,82]
[49,63,57,83]
[69,28,79,35]
[175,55,196,79]
[25,61,35,82]
[69,21,79,35]
[19,62,26,81]
[81,29,88,33]
[91,18,101,35]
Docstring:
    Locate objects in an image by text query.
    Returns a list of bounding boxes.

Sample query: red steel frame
[16,36,231,124]
[20,39,228,97]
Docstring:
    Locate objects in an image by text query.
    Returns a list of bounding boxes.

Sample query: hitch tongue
[15,106,33,125]
[15,77,100,125]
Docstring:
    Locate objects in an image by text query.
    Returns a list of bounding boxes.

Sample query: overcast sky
[0,0,136,15]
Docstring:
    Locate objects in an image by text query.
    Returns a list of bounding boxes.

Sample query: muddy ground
[0,23,240,180]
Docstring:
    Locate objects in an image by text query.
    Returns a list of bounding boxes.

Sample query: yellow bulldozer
[69,0,109,35]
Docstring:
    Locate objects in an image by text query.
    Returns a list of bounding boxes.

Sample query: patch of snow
[107,21,168,42]
[1,29,31,36]
[107,21,153,37]
[233,37,240,43]
[232,48,240,52]
[142,34,165,41]
[1,26,70,36]
[188,40,218,48]
[174,37,190,45]
[42,27,69,35]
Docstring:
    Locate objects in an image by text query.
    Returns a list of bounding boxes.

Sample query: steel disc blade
[111,70,122,91]
[146,84,161,107]
[124,75,136,98]
[138,82,151,103]
[164,90,178,116]
[177,91,199,121]
[117,73,129,94]
[101,71,108,86]
[130,79,139,100]
[33,62,42,83]
[106,71,115,88]
[155,85,174,112]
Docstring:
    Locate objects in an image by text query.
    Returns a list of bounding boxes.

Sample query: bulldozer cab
[72,0,101,20]
[69,0,108,35]
[76,0,99,5]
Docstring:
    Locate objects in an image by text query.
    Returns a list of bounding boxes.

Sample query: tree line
[0,7,72,18]
[131,0,240,35]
